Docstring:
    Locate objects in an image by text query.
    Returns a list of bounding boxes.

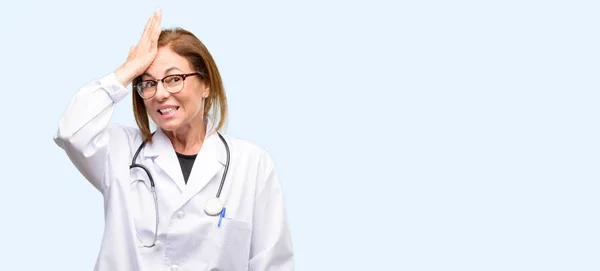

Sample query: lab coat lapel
[178,132,226,208]
[143,129,187,192]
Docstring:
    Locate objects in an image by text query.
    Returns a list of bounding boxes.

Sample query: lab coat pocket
[208,218,252,270]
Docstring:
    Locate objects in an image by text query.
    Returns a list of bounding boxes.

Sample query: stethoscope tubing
[128,131,230,248]
[130,131,229,194]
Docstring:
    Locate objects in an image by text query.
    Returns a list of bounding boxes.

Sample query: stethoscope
[129,132,230,248]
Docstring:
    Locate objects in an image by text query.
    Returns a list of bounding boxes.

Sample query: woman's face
[141,46,209,132]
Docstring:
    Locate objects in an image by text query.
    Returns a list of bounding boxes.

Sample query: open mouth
[158,106,180,115]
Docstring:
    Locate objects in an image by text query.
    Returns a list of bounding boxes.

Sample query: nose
[153,81,170,101]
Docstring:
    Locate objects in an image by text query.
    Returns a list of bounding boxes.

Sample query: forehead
[143,46,192,78]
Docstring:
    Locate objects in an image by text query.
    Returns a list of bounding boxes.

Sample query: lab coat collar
[142,119,227,197]
[142,119,225,163]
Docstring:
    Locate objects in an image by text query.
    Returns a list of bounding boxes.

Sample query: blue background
[1,0,598,270]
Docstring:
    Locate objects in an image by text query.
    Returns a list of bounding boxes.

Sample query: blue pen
[218,207,226,228]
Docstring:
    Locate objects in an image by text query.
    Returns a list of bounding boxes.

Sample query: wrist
[114,63,138,88]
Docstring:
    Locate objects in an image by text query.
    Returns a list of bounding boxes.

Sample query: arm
[53,74,130,192]
[53,8,163,192]
[249,154,295,271]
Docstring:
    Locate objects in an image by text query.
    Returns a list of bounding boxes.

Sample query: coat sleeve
[53,73,131,192]
[249,153,295,271]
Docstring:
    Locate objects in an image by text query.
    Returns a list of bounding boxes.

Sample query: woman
[54,9,294,271]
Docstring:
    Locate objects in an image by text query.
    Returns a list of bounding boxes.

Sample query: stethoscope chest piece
[204,197,223,216]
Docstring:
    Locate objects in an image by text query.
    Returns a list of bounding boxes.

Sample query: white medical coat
[53,73,294,271]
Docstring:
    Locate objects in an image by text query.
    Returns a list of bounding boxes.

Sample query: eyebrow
[141,67,184,79]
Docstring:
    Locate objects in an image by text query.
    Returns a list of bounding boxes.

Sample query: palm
[129,9,162,75]
[114,8,162,87]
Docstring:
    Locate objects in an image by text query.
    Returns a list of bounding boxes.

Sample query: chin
[156,123,182,132]
[151,117,182,132]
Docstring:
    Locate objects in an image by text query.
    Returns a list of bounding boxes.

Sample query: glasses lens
[164,75,184,92]
[137,81,156,98]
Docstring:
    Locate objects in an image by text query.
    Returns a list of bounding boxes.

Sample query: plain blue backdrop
[1,0,599,270]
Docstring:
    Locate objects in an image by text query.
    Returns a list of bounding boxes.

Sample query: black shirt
[176,152,197,184]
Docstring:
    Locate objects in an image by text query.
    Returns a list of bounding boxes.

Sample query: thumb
[126,46,135,60]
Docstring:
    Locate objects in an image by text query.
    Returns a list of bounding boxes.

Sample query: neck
[165,119,207,155]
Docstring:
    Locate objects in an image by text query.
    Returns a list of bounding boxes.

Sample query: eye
[164,76,182,84]
[140,81,157,88]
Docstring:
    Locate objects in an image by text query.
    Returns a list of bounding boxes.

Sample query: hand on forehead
[143,47,194,79]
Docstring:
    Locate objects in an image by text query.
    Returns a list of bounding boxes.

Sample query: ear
[203,85,210,98]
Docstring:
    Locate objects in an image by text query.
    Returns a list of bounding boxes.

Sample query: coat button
[177,211,185,218]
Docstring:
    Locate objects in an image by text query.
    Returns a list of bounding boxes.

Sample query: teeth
[159,107,177,114]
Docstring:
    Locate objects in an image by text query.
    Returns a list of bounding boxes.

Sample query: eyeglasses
[135,72,203,99]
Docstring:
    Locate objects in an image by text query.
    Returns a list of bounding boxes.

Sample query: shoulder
[219,133,276,169]
[105,124,144,150]
[106,123,143,140]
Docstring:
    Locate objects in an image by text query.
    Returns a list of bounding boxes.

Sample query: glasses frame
[135,72,204,99]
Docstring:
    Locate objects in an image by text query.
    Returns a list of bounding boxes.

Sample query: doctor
[53,8,294,271]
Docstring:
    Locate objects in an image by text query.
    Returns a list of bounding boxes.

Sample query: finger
[155,8,162,19]
[126,46,135,61]
[149,9,162,40]
[141,14,154,39]
[148,9,161,35]
[148,11,162,50]
[150,30,161,50]
[153,11,162,41]
[141,10,158,39]
[150,29,160,51]
[155,8,162,32]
